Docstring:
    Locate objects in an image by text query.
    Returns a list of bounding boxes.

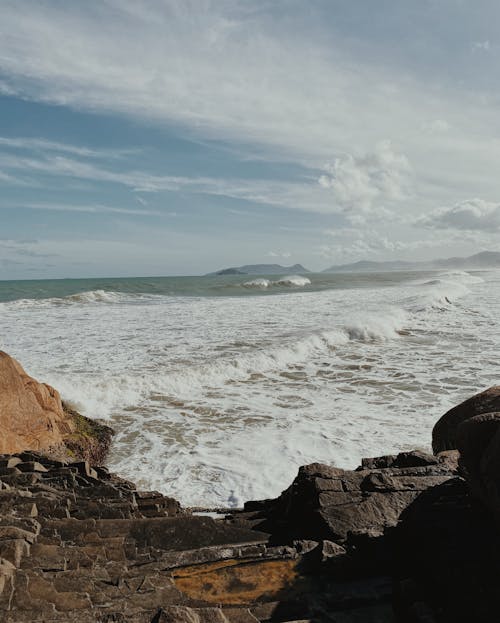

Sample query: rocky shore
[1,351,499,622]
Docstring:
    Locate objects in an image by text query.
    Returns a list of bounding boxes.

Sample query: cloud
[0,238,58,260]
[1,1,500,274]
[267,250,291,259]
[0,0,494,168]
[418,198,500,231]
[0,170,28,184]
[317,226,443,263]
[0,136,136,159]
[2,201,164,217]
[472,40,491,52]
[318,141,412,214]
[0,148,343,214]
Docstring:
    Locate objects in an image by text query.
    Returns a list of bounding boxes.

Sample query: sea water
[0,269,498,507]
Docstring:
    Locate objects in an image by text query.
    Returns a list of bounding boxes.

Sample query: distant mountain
[210,263,310,276]
[323,251,500,273]
[215,268,246,275]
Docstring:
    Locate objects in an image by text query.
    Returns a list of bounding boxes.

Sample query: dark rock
[432,386,500,453]
[359,455,398,470]
[238,460,454,544]
[456,411,500,523]
[393,477,500,623]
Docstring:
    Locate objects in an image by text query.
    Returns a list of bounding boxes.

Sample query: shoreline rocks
[0,352,113,464]
[1,352,500,621]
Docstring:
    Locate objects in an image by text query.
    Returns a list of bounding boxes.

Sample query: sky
[1,0,500,278]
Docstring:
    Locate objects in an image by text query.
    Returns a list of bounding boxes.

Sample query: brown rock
[432,386,500,453]
[0,351,113,464]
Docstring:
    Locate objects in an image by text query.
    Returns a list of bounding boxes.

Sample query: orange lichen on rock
[173,558,302,605]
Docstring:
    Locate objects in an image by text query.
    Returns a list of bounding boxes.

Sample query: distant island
[209,263,310,275]
[323,251,500,273]
[209,252,500,276]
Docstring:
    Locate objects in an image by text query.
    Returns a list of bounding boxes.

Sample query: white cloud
[419,198,500,231]
[1,1,500,271]
[318,141,412,214]
[267,250,291,259]
[0,149,343,214]
[3,201,163,217]
[0,0,494,169]
[0,136,137,159]
[472,40,491,52]
[317,226,445,263]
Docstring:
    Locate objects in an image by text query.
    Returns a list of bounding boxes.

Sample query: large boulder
[0,351,112,464]
[456,411,500,522]
[432,386,500,453]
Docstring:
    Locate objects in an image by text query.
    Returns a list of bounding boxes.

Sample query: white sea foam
[435,270,484,284]
[345,308,408,341]
[242,278,271,289]
[404,277,471,312]
[0,268,496,507]
[64,290,125,304]
[242,275,311,289]
[0,289,159,309]
[274,275,311,287]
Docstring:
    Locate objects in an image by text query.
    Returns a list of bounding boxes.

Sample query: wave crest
[242,275,311,289]
[0,289,158,309]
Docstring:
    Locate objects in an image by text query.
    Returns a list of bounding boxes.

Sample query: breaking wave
[0,289,159,309]
[242,275,311,289]
[404,276,472,312]
[51,307,407,420]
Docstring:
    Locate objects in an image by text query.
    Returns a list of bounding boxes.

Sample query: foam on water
[242,275,311,289]
[242,278,271,289]
[274,275,311,287]
[0,289,144,309]
[0,268,497,507]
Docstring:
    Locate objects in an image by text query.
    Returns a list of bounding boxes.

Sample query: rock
[0,351,113,464]
[319,539,346,561]
[456,412,500,522]
[432,385,500,453]
[359,451,438,471]
[393,477,500,623]
[237,460,454,544]
[436,450,460,472]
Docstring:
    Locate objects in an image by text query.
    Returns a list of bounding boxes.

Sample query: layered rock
[234,451,455,544]
[0,352,112,463]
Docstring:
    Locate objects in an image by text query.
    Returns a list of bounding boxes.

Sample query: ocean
[0,269,497,508]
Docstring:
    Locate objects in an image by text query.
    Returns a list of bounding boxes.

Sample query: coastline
[0,353,499,622]
[1,268,494,509]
